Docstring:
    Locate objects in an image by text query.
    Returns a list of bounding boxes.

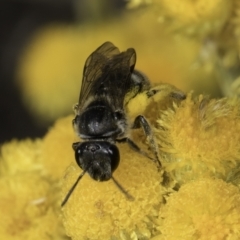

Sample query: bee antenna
[111,176,134,201]
[61,170,87,207]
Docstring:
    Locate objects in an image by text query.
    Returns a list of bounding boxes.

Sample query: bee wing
[78,42,120,108]
[78,41,140,110]
[101,48,138,109]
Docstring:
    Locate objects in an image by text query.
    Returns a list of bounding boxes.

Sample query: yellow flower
[0,173,64,240]
[41,115,76,179]
[0,114,164,239]
[156,178,240,240]
[0,139,42,175]
[0,119,74,239]
[0,116,76,180]
[2,89,240,239]
[156,93,240,185]
[61,145,163,240]
[17,26,84,123]
[160,0,233,36]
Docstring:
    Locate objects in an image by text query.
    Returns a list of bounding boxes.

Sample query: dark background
[0,0,125,143]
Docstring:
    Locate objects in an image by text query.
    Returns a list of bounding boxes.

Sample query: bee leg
[169,91,186,100]
[146,89,159,98]
[132,115,161,168]
[116,137,156,162]
[147,87,186,100]
[131,70,151,92]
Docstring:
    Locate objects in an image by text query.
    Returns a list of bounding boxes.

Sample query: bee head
[72,141,120,181]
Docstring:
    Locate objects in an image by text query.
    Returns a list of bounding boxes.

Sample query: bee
[61,42,185,206]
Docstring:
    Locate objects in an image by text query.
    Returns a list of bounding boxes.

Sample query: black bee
[61,42,183,206]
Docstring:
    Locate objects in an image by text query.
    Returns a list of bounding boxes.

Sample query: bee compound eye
[108,144,120,172]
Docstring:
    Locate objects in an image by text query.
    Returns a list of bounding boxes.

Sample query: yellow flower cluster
[1,90,240,239]
[128,0,233,38]
[156,93,240,186]
[160,0,232,37]
[0,139,66,239]
[61,148,163,240]
[156,178,240,240]
[4,2,240,238]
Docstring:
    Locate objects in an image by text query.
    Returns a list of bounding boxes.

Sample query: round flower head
[156,93,240,186]
[61,143,164,240]
[17,25,84,123]
[157,0,232,37]
[0,139,42,175]
[41,115,76,179]
[233,0,240,53]
[0,172,65,240]
[0,122,72,239]
[157,178,240,240]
